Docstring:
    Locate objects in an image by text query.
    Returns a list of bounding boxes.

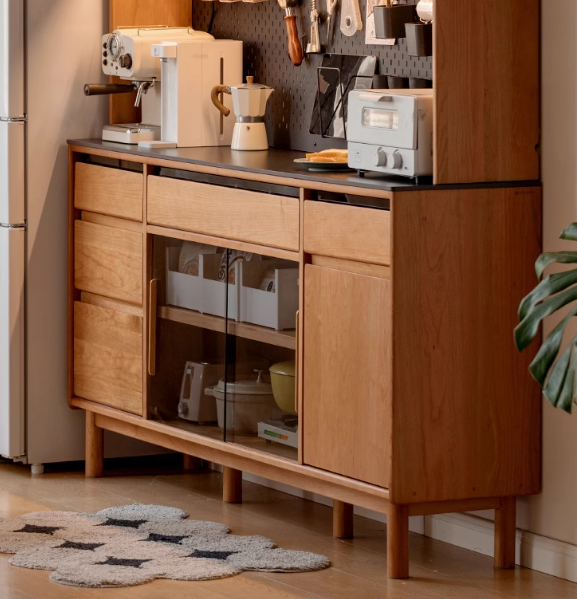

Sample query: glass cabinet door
[148,234,299,461]
[222,249,298,460]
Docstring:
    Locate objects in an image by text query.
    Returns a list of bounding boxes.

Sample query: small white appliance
[86,27,215,145]
[347,89,434,178]
[211,77,274,151]
[177,361,221,424]
[142,39,243,148]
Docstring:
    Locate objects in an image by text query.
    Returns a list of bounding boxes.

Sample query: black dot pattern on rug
[58,541,105,552]
[97,518,148,529]
[15,524,62,535]
[97,557,152,568]
[187,550,239,560]
[143,533,187,544]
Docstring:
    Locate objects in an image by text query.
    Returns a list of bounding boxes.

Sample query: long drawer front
[147,175,299,251]
[75,163,143,222]
[304,201,391,266]
[74,302,143,415]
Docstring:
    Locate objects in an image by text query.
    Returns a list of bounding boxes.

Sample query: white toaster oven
[347,89,434,178]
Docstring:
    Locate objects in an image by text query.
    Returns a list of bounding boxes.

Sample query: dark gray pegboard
[193,0,431,152]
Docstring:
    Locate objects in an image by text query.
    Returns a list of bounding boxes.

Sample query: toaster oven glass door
[362,108,400,130]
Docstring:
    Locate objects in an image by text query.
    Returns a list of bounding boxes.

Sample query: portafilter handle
[83,83,135,96]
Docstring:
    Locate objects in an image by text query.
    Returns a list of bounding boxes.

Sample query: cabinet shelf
[158,305,296,350]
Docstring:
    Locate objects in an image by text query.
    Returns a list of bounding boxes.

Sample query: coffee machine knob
[119,54,133,70]
[374,147,387,167]
[391,150,403,169]
[177,402,188,416]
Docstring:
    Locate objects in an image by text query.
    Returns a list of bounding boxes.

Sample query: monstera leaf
[515,223,577,413]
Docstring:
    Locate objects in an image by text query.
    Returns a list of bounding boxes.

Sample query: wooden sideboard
[68,141,542,579]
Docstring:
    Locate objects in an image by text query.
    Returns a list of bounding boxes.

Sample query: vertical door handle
[148,279,158,376]
[295,310,300,415]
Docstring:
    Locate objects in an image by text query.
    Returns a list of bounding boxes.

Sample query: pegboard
[192,0,432,152]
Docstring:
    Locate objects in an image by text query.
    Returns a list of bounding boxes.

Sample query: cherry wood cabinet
[67,143,541,579]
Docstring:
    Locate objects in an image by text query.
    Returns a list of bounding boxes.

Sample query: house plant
[516,223,577,413]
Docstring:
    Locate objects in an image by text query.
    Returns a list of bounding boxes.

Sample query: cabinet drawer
[75,163,143,222]
[304,201,391,265]
[303,265,392,487]
[75,220,143,304]
[74,302,143,415]
[147,175,299,251]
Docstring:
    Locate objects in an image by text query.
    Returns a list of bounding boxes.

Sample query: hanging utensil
[306,0,322,54]
[277,0,304,66]
[325,0,338,46]
[340,0,362,36]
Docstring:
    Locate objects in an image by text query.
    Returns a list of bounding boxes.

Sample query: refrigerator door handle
[0,116,27,123]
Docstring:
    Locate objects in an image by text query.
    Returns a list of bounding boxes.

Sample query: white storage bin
[201,253,237,320]
[165,248,236,319]
[238,260,299,330]
[165,246,203,312]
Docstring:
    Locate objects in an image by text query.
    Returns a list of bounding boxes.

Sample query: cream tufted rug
[0,504,330,587]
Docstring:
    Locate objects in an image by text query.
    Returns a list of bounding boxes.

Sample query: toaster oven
[347,89,433,178]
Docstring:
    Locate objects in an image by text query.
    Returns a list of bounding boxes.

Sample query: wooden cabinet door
[74,302,143,415]
[303,265,392,488]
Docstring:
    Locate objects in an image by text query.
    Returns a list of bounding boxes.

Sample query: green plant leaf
[536,252,577,279]
[543,341,572,406]
[561,223,577,242]
[529,305,577,384]
[557,353,574,413]
[515,285,577,352]
[519,269,577,321]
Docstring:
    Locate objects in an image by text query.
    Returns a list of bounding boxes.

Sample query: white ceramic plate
[294,158,354,172]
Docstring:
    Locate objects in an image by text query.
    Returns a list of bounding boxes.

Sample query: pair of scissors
[325,0,338,46]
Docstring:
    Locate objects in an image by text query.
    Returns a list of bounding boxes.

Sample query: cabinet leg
[494,497,516,569]
[387,504,409,579]
[333,500,354,539]
[223,467,242,503]
[183,454,203,471]
[85,412,104,478]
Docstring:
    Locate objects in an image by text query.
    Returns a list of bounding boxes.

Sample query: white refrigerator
[0,0,158,469]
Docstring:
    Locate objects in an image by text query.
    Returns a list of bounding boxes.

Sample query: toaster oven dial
[374,148,388,167]
[391,150,403,170]
[177,402,188,416]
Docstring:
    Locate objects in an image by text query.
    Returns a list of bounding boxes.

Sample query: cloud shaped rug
[0,504,330,588]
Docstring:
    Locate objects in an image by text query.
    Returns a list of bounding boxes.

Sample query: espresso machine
[84,27,214,144]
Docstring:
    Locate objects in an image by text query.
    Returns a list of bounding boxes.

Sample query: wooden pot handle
[284,15,303,66]
[211,85,231,117]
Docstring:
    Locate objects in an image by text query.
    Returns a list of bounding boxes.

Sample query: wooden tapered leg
[387,504,409,579]
[182,454,203,471]
[494,497,516,569]
[85,412,104,478]
[333,500,354,539]
[223,467,242,503]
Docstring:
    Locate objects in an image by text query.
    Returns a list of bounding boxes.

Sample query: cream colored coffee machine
[84,27,214,144]
[142,39,243,148]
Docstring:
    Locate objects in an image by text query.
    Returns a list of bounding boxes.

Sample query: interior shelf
[158,305,297,350]
[158,419,298,461]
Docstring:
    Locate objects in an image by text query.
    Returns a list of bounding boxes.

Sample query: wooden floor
[0,458,574,599]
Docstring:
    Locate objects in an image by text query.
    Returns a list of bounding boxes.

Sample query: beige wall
[517,0,577,545]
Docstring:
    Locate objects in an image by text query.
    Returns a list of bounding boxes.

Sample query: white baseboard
[230,469,577,583]
[425,512,577,584]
